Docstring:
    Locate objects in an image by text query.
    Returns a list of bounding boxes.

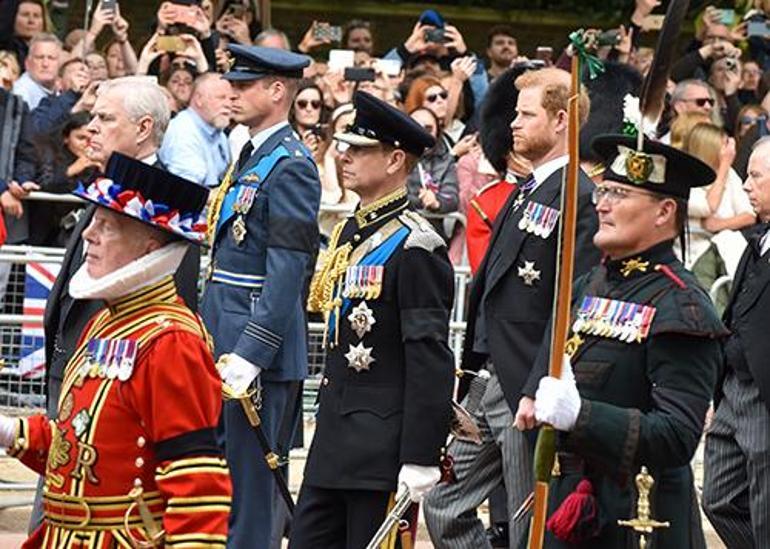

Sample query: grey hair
[670,79,714,105]
[29,32,62,51]
[98,76,170,146]
[254,28,292,50]
[191,71,223,99]
[752,135,770,153]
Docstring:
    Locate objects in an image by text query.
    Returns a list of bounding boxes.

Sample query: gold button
[135,457,144,468]
[134,478,143,488]
[136,436,146,448]
[353,234,361,242]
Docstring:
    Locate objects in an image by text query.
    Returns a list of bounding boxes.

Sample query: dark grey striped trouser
[703,373,770,549]
[423,370,533,549]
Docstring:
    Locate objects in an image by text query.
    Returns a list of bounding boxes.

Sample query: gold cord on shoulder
[307,220,352,347]
[207,162,237,244]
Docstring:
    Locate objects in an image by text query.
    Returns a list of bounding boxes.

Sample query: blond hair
[0,51,20,83]
[514,67,590,127]
[669,111,710,150]
[685,122,724,172]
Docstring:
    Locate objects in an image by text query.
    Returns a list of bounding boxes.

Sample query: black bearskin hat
[479,65,530,175]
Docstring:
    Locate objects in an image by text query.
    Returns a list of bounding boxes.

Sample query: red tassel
[654,264,687,289]
[546,478,599,543]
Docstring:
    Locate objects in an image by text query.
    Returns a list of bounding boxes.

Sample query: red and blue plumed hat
[73,153,209,245]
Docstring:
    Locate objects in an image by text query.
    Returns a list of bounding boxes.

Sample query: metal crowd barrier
[0,243,472,417]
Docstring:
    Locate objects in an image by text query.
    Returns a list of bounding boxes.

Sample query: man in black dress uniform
[289,91,455,548]
[527,134,727,548]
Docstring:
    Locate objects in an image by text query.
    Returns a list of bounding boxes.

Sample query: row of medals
[572,296,657,343]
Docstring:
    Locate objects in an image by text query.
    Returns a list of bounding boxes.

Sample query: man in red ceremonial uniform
[0,153,231,548]
[467,181,517,274]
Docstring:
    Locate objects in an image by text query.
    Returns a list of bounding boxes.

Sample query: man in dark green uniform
[523,134,727,548]
[289,91,455,548]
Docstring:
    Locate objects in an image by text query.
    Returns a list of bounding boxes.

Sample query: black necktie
[747,223,770,257]
[237,140,254,172]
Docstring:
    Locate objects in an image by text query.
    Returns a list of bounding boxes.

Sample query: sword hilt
[125,484,165,548]
[365,489,413,549]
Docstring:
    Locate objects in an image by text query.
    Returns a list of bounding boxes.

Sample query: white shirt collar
[761,230,770,256]
[531,155,569,190]
[249,120,290,155]
[141,153,158,166]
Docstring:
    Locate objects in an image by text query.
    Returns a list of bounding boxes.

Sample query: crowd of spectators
[0,0,767,296]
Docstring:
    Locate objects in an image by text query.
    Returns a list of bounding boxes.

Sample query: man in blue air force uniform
[200,45,321,548]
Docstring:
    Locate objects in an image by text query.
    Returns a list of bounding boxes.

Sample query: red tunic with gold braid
[9,276,231,549]
[466,179,517,275]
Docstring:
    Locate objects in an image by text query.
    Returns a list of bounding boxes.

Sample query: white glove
[534,354,581,432]
[397,464,441,503]
[219,354,261,395]
[0,415,16,447]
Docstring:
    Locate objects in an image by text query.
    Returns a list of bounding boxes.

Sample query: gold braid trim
[354,187,407,228]
[207,162,237,245]
[307,220,352,347]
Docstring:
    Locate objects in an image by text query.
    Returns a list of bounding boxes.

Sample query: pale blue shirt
[12,72,53,110]
[159,108,231,188]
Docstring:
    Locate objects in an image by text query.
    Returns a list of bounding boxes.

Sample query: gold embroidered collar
[108,276,177,315]
[354,187,408,229]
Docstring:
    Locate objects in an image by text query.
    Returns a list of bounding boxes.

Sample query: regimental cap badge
[611,145,666,186]
[624,150,655,185]
[592,135,716,200]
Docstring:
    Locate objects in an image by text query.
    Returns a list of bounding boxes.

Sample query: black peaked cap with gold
[592,134,715,199]
[335,91,435,157]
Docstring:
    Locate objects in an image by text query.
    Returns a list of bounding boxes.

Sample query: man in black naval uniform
[289,91,455,549]
[526,134,727,548]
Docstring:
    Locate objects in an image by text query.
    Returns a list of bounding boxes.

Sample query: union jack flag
[18,262,61,379]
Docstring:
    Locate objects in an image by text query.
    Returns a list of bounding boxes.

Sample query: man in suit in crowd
[703,136,770,547]
[423,67,601,548]
[201,45,320,548]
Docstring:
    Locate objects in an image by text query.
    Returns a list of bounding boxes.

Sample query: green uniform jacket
[523,240,727,548]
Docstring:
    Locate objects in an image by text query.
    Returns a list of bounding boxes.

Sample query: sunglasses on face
[683,97,716,107]
[425,90,448,103]
[297,99,322,110]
